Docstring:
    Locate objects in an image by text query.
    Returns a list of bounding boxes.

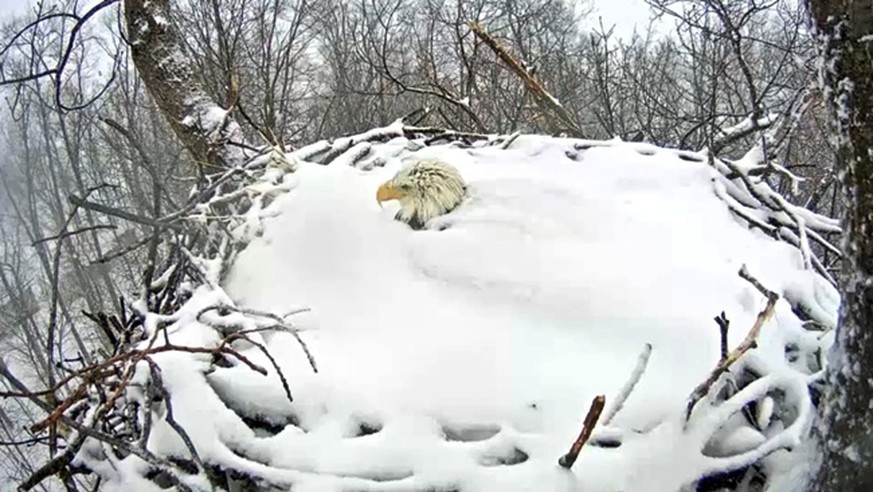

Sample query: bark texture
[124,0,246,169]
[808,1,873,489]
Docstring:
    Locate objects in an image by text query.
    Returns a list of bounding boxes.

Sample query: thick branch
[124,0,247,169]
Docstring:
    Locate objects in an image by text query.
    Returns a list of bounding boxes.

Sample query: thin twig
[222,334,295,403]
[197,304,316,372]
[68,194,176,230]
[57,414,197,492]
[91,233,158,265]
[0,436,49,446]
[32,224,116,246]
[146,360,205,473]
[17,432,87,491]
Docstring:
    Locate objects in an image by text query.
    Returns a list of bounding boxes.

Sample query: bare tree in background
[0,0,861,488]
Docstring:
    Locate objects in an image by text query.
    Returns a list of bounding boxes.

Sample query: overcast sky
[0,0,30,21]
[588,0,657,39]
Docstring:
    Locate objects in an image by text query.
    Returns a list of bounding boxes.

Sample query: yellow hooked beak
[376,183,406,208]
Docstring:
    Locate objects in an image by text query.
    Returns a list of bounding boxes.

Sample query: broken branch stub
[559,395,606,469]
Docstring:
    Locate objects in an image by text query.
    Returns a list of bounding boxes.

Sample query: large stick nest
[13,115,837,491]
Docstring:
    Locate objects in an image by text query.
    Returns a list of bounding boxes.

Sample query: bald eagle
[376,159,467,230]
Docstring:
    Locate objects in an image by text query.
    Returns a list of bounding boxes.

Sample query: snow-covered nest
[69,124,839,491]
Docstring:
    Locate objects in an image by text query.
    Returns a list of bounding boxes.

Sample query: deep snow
[176,134,838,490]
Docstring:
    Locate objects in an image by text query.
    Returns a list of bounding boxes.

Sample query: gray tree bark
[124,0,247,170]
[808,0,873,489]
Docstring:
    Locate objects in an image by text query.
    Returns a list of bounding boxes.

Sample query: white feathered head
[376,159,467,230]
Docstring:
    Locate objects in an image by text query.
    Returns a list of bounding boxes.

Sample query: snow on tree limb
[602,343,652,426]
[124,0,247,169]
[709,153,840,288]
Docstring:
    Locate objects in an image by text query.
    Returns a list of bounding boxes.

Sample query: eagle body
[376,159,467,229]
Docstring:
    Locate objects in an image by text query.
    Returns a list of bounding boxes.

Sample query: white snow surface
[131,135,836,491]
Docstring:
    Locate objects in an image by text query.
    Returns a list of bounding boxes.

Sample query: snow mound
[98,132,835,491]
[203,135,832,490]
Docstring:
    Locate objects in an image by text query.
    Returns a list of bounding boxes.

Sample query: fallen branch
[558,395,606,469]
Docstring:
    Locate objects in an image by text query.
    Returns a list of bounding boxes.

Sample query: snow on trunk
[124,0,247,169]
[807,2,873,489]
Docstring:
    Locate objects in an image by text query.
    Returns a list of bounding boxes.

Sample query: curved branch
[0,0,122,112]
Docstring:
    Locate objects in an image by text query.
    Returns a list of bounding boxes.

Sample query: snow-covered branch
[711,153,840,287]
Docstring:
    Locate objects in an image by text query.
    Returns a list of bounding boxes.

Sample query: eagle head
[376,159,467,230]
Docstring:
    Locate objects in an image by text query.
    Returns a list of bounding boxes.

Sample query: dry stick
[715,312,730,362]
[30,385,88,433]
[146,359,205,473]
[55,413,196,492]
[602,343,652,426]
[68,194,176,230]
[685,267,779,420]
[223,333,296,403]
[32,224,116,246]
[197,304,310,326]
[92,233,158,265]
[42,183,113,455]
[17,432,88,491]
[738,264,779,300]
[22,391,114,490]
[402,126,491,141]
[715,180,836,284]
[0,436,49,447]
[558,395,606,469]
[719,157,840,257]
[28,342,267,433]
[285,329,318,374]
[499,131,522,150]
[198,304,317,373]
[468,22,584,138]
[138,376,156,449]
[237,325,317,374]
[710,116,776,154]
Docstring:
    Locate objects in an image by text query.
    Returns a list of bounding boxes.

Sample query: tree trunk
[808,0,873,489]
[124,0,247,170]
